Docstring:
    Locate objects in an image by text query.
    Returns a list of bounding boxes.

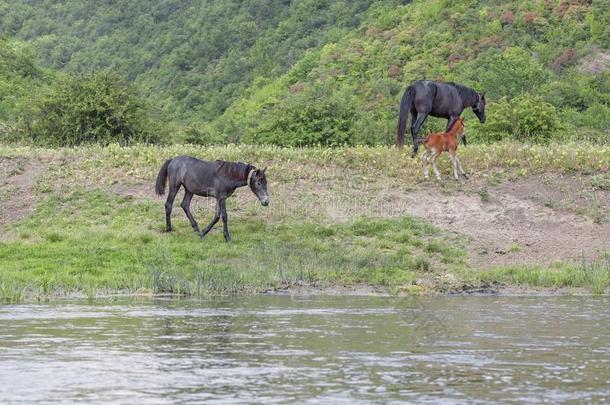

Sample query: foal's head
[248,167,269,206]
[450,117,467,145]
[450,117,465,135]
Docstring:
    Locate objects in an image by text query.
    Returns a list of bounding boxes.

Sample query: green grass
[0,189,467,302]
[478,188,491,203]
[591,175,610,191]
[474,255,610,295]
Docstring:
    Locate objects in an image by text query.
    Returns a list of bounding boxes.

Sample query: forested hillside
[0,0,381,121]
[1,0,609,146]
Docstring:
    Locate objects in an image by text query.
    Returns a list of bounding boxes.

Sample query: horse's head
[472,92,486,123]
[248,167,269,206]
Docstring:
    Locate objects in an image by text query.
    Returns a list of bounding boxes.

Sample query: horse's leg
[445,116,458,132]
[200,200,221,239]
[164,184,179,232]
[431,152,442,180]
[456,155,468,179]
[410,110,418,145]
[411,112,428,158]
[180,190,199,233]
[219,198,231,242]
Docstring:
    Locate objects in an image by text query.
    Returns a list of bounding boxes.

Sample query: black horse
[155,156,269,242]
[396,80,486,157]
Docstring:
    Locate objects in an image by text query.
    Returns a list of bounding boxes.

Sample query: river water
[1,295,609,403]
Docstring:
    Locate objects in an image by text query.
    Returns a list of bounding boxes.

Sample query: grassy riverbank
[1,142,609,301]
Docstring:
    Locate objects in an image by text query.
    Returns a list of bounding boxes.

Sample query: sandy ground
[1,157,609,270]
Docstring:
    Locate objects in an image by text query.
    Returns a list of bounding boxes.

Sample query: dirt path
[0,157,44,235]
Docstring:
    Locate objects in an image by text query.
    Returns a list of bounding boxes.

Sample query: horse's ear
[262,166,267,174]
[480,92,486,100]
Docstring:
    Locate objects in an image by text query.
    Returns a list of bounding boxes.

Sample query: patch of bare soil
[383,174,610,269]
[110,181,154,199]
[0,157,45,235]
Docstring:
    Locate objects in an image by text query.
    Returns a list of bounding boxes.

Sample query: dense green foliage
[483,94,561,142]
[19,71,161,146]
[1,0,609,146]
[0,0,380,121]
[0,39,46,121]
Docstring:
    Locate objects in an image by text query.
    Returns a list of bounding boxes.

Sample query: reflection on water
[1,295,609,403]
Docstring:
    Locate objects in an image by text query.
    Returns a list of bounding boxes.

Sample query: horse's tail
[155,159,172,196]
[396,85,415,147]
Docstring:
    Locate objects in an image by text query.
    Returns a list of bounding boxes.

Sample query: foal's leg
[200,200,221,239]
[420,150,430,179]
[449,150,459,181]
[164,184,180,232]
[219,198,231,242]
[456,155,468,179]
[180,190,199,232]
[430,152,442,180]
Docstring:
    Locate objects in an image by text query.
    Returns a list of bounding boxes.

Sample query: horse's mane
[215,160,252,181]
[446,82,479,106]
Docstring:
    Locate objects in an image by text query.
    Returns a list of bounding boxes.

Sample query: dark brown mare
[396,80,486,157]
[155,156,269,242]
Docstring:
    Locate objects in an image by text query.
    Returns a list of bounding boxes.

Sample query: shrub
[247,85,356,146]
[561,103,610,143]
[16,71,163,146]
[174,123,228,145]
[476,94,562,143]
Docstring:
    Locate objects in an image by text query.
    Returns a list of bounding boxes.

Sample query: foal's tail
[155,159,172,196]
[396,85,415,148]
